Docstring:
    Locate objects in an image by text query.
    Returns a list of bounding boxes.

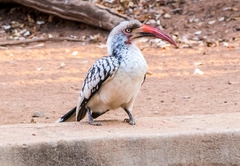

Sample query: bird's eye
[125,28,132,33]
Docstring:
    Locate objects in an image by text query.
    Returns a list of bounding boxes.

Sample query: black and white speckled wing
[76,55,121,121]
[81,56,120,105]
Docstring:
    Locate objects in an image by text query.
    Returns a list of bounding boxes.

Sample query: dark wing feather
[76,56,120,121]
[56,106,76,123]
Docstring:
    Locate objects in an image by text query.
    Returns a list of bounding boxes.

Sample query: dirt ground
[0,40,239,125]
[0,2,240,125]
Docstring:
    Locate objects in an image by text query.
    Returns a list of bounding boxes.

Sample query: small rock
[223,7,239,11]
[195,31,202,35]
[208,20,216,25]
[163,13,171,19]
[60,62,65,68]
[194,62,202,66]
[19,29,27,35]
[128,1,134,7]
[37,20,45,25]
[155,14,161,20]
[13,36,19,40]
[194,68,204,75]
[48,34,53,38]
[72,51,79,56]
[193,18,199,23]
[189,16,195,23]
[183,96,191,99]
[147,19,156,25]
[2,25,11,30]
[223,42,229,47]
[36,67,42,71]
[56,62,66,69]
[218,17,225,21]
[69,35,77,39]
[23,31,30,37]
[32,111,44,117]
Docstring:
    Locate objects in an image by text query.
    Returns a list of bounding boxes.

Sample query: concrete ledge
[0,113,240,166]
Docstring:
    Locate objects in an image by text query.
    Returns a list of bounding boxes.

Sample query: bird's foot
[123,108,136,125]
[124,118,136,125]
[87,108,102,126]
[89,121,102,126]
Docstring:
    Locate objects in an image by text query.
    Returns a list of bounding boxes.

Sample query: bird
[56,19,177,126]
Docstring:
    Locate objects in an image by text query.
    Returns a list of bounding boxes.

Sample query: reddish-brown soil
[0,40,239,125]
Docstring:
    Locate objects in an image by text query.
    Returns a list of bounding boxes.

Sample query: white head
[107,19,177,55]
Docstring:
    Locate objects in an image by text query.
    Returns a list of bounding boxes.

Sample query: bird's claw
[89,121,102,126]
[124,118,136,125]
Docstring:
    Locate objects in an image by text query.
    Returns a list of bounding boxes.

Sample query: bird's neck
[107,33,139,57]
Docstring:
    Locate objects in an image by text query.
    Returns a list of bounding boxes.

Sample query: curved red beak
[140,24,177,47]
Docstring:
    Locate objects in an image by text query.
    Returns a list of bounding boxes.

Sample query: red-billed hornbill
[56,19,177,125]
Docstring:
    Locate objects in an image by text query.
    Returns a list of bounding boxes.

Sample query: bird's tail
[56,106,76,123]
[56,105,88,123]
[76,106,88,121]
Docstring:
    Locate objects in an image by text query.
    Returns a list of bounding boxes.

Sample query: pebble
[195,31,202,35]
[208,20,216,25]
[72,51,79,56]
[36,20,45,25]
[194,68,204,75]
[36,67,42,71]
[23,31,30,37]
[163,13,171,19]
[59,62,65,68]
[32,111,44,117]
[2,25,11,30]
[183,96,191,99]
[223,42,229,47]
[194,62,202,66]
[218,17,225,21]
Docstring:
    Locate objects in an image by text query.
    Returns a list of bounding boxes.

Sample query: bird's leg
[123,108,136,125]
[87,108,102,126]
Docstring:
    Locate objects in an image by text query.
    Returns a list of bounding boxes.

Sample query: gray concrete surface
[0,113,240,166]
